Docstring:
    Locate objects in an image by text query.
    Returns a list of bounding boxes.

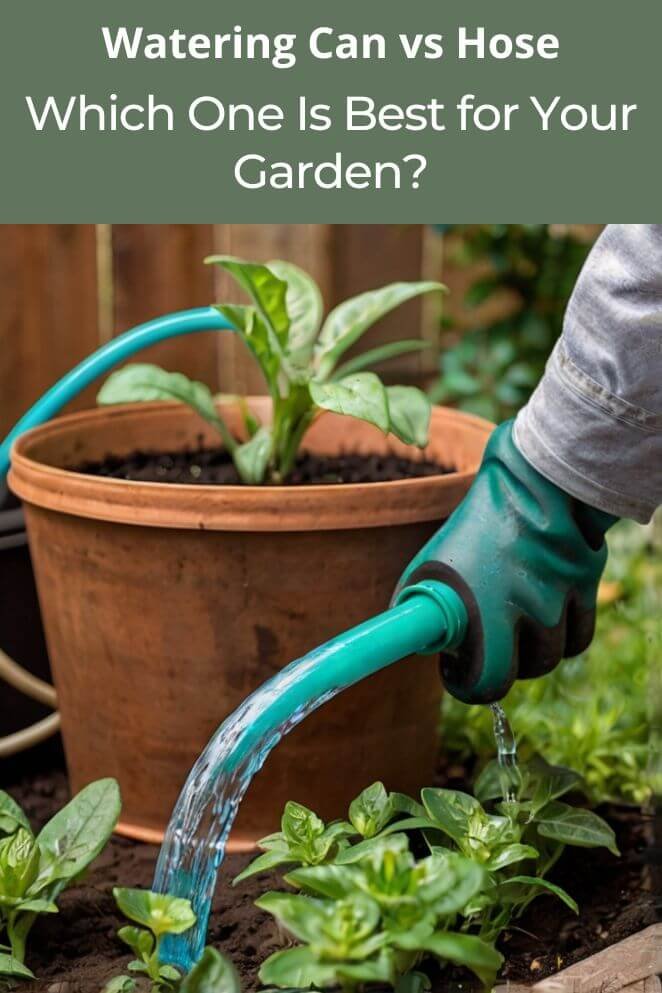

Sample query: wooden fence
[0,224,447,437]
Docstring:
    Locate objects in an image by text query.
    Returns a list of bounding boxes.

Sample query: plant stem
[209,410,238,455]
[7,912,30,963]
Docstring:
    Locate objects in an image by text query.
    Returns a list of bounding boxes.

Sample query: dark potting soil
[73,445,451,486]
[5,770,659,993]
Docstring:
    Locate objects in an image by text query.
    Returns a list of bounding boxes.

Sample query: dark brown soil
[72,446,450,486]
[4,770,658,992]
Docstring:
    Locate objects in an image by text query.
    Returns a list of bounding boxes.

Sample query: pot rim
[9,401,493,532]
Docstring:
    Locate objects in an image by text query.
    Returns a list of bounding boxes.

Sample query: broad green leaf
[0,953,35,979]
[97,365,237,452]
[310,373,389,434]
[255,892,327,944]
[285,863,356,900]
[417,851,487,915]
[113,888,196,937]
[232,847,293,885]
[13,898,58,913]
[0,792,31,836]
[474,761,505,804]
[314,281,445,379]
[215,306,280,392]
[281,801,325,856]
[527,758,583,814]
[181,947,241,993]
[206,256,290,347]
[389,793,426,819]
[127,960,149,974]
[485,843,538,871]
[159,965,182,981]
[234,427,272,484]
[385,386,431,447]
[0,828,39,898]
[35,779,121,896]
[421,789,481,843]
[349,782,392,838]
[267,260,323,365]
[259,945,338,989]
[332,340,432,380]
[118,925,154,958]
[98,364,217,420]
[103,976,136,993]
[378,817,437,838]
[336,950,395,984]
[395,930,502,988]
[537,802,620,855]
[502,875,579,913]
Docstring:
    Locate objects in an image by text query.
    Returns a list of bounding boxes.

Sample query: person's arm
[515,224,662,523]
[396,224,662,703]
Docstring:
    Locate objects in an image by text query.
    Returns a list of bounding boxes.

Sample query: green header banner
[1,0,660,220]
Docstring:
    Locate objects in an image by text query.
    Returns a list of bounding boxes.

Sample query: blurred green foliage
[430,225,595,422]
[442,519,661,807]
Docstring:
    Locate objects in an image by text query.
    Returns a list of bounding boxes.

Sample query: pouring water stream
[153,585,466,970]
[152,583,519,970]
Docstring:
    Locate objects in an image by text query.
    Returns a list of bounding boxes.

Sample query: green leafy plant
[442,519,659,806]
[237,766,618,990]
[257,836,499,990]
[431,224,596,422]
[0,779,121,980]
[106,889,240,993]
[234,787,421,885]
[98,258,444,484]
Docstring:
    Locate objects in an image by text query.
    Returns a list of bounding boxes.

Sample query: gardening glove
[394,420,618,704]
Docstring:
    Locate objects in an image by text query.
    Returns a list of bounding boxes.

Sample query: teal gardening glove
[395,421,618,704]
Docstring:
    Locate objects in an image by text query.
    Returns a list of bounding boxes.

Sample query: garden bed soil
[6,770,659,992]
[73,446,451,486]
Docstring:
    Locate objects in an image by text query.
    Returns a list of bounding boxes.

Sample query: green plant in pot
[98,257,443,483]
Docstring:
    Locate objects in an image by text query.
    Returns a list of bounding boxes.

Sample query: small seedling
[98,257,445,484]
[107,889,240,993]
[0,779,121,980]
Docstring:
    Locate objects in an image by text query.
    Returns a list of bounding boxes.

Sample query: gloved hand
[394,420,618,704]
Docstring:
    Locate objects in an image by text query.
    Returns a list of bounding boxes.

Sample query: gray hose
[0,648,60,756]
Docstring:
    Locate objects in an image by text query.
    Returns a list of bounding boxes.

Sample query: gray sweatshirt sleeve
[514,224,662,523]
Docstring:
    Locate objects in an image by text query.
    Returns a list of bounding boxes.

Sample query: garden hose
[0,647,57,707]
[0,647,60,757]
[0,307,234,483]
[0,713,61,759]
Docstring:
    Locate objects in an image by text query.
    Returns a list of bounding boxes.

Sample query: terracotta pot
[10,400,492,848]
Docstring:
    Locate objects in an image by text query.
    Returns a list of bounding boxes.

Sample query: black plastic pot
[0,494,52,737]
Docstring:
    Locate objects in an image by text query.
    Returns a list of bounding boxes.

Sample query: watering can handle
[0,306,232,756]
[0,306,233,488]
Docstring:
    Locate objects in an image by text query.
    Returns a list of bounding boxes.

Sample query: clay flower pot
[9,400,492,848]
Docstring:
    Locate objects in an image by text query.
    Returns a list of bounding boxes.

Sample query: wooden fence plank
[0,225,99,436]
[111,225,219,388]
[329,225,434,385]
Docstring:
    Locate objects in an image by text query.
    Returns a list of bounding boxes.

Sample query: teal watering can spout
[153,581,468,971]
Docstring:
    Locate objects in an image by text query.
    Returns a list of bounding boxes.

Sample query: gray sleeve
[514,224,662,523]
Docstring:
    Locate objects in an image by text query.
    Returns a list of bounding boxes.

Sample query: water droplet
[490,703,522,802]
